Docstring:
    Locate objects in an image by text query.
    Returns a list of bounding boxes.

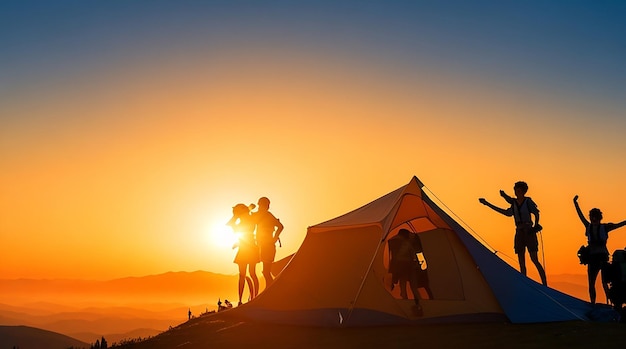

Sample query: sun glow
[210,222,238,248]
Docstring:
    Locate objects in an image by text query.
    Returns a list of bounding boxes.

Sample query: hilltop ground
[115,309,625,349]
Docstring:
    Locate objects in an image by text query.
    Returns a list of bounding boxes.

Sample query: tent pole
[343,225,386,326]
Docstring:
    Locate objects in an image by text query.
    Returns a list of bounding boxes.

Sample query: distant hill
[0,325,89,349]
[0,271,241,344]
[548,273,589,301]
[0,270,241,305]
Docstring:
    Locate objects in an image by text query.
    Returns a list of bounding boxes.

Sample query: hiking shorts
[258,241,276,264]
[514,226,538,254]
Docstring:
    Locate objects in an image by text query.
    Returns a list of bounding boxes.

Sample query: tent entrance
[381,222,466,301]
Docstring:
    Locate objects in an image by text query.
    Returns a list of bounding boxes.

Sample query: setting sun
[208,221,236,249]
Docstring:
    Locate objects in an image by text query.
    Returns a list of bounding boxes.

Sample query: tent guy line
[423,185,518,265]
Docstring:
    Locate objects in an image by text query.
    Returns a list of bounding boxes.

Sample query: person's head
[257,197,270,211]
[589,208,603,223]
[513,181,528,197]
[232,203,250,216]
[398,228,411,238]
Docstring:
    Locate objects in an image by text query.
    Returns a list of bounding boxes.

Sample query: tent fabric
[270,253,294,278]
[238,176,593,326]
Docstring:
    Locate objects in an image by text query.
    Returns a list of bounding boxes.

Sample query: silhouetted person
[388,229,423,316]
[188,308,192,320]
[409,233,434,299]
[227,203,259,305]
[574,195,626,304]
[252,197,284,290]
[479,181,547,286]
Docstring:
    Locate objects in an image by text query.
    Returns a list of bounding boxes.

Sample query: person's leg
[517,250,527,276]
[600,262,611,304]
[399,278,408,299]
[261,244,276,290]
[237,264,246,304]
[514,230,527,275]
[588,262,601,304]
[248,263,259,298]
[408,270,423,316]
[391,273,398,290]
[408,272,421,304]
[529,251,547,286]
[262,261,274,288]
[417,268,434,299]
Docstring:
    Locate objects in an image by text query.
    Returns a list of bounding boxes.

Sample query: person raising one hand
[479,181,547,286]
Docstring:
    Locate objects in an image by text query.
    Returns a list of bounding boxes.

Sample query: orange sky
[2,2,626,284]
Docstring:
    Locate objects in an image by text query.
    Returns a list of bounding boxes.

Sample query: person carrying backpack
[573,195,626,304]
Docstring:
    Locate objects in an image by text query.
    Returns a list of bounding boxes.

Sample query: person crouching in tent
[388,228,424,316]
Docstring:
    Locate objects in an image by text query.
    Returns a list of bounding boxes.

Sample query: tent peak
[411,176,425,189]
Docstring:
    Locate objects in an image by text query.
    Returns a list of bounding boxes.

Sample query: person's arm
[226,216,239,248]
[273,218,284,243]
[226,216,237,229]
[609,220,626,231]
[479,198,512,216]
[500,190,514,204]
[528,198,540,227]
[573,195,589,225]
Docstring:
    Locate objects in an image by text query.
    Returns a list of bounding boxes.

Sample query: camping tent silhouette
[236,176,594,326]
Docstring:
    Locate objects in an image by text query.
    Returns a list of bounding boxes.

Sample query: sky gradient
[2,1,626,282]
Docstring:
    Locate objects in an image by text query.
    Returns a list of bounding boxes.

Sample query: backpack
[577,245,590,265]
[512,197,540,231]
[611,249,626,283]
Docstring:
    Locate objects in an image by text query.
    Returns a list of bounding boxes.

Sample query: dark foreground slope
[0,325,90,349]
[115,310,625,349]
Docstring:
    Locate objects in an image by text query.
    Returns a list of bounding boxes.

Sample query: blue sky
[2,0,625,107]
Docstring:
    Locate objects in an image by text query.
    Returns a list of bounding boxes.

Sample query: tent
[240,176,593,326]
